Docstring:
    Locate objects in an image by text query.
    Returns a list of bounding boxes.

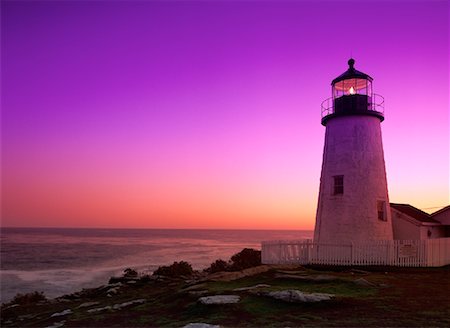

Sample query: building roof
[390,203,440,223]
[431,205,450,217]
[331,58,373,85]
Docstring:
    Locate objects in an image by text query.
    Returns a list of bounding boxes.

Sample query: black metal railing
[321,94,385,119]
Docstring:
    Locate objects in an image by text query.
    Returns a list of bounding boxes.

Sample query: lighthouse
[314,59,393,244]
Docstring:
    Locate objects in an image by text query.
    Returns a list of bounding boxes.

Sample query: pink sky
[2,1,449,229]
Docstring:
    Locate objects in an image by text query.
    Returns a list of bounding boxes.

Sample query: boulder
[112,299,146,310]
[353,278,376,287]
[18,314,37,321]
[264,290,334,303]
[45,320,66,328]
[182,324,220,328]
[87,299,146,313]
[189,290,209,296]
[50,309,72,317]
[77,301,100,309]
[198,295,240,305]
[206,265,272,282]
[106,287,120,295]
[106,282,122,288]
[87,306,112,313]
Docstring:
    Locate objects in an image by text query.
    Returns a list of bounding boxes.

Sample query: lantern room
[321,58,384,125]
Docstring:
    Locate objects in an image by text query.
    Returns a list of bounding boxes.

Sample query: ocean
[0,228,312,303]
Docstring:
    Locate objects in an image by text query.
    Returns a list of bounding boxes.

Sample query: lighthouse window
[377,201,387,221]
[333,175,344,195]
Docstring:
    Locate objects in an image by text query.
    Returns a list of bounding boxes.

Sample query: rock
[87,299,146,313]
[3,303,20,310]
[189,290,209,296]
[198,295,240,305]
[87,305,112,313]
[354,278,376,287]
[50,309,73,317]
[233,284,271,291]
[264,290,334,303]
[45,320,66,328]
[206,265,272,282]
[350,269,370,275]
[112,299,146,310]
[126,280,137,284]
[106,282,122,288]
[182,323,220,328]
[18,314,36,320]
[106,286,120,297]
[77,301,100,309]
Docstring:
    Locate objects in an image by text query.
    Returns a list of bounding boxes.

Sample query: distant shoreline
[0,227,314,231]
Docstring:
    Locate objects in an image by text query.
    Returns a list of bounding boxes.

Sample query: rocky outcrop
[76,301,100,309]
[86,299,146,313]
[198,295,240,305]
[87,305,112,314]
[45,320,66,328]
[50,309,72,317]
[182,323,220,328]
[261,290,334,303]
[189,290,209,296]
[206,265,272,282]
[353,278,376,287]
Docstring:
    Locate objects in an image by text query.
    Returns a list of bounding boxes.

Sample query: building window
[333,175,344,195]
[377,200,387,221]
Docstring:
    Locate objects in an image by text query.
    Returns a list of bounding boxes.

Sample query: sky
[1,0,449,229]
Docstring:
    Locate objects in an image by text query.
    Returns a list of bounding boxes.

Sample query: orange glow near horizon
[2,1,448,230]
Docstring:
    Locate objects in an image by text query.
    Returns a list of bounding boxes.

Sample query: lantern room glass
[333,78,372,99]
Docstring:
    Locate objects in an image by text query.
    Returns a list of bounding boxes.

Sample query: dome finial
[348,58,355,69]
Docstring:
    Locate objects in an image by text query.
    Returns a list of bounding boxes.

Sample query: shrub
[139,274,152,283]
[153,261,193,277]
[9,291,46,306]
[229,248,261,271]
[204,259,230,273]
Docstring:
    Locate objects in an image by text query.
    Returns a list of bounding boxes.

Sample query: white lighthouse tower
[314,59,393,244]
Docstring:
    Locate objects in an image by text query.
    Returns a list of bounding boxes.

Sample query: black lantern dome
[321,59,384,126]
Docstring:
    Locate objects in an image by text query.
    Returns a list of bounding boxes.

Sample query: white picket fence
[261,238,450,267]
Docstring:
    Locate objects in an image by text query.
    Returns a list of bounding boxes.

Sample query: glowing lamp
[320,58,384,126]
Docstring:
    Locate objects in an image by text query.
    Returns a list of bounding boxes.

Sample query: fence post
[278,241,282,264]
[306,239,311,263]
[351,242,354,265]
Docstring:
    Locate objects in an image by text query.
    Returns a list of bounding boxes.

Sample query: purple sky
[2,0,449,228]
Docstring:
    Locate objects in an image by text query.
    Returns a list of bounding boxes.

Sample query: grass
[2,266,449,327]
